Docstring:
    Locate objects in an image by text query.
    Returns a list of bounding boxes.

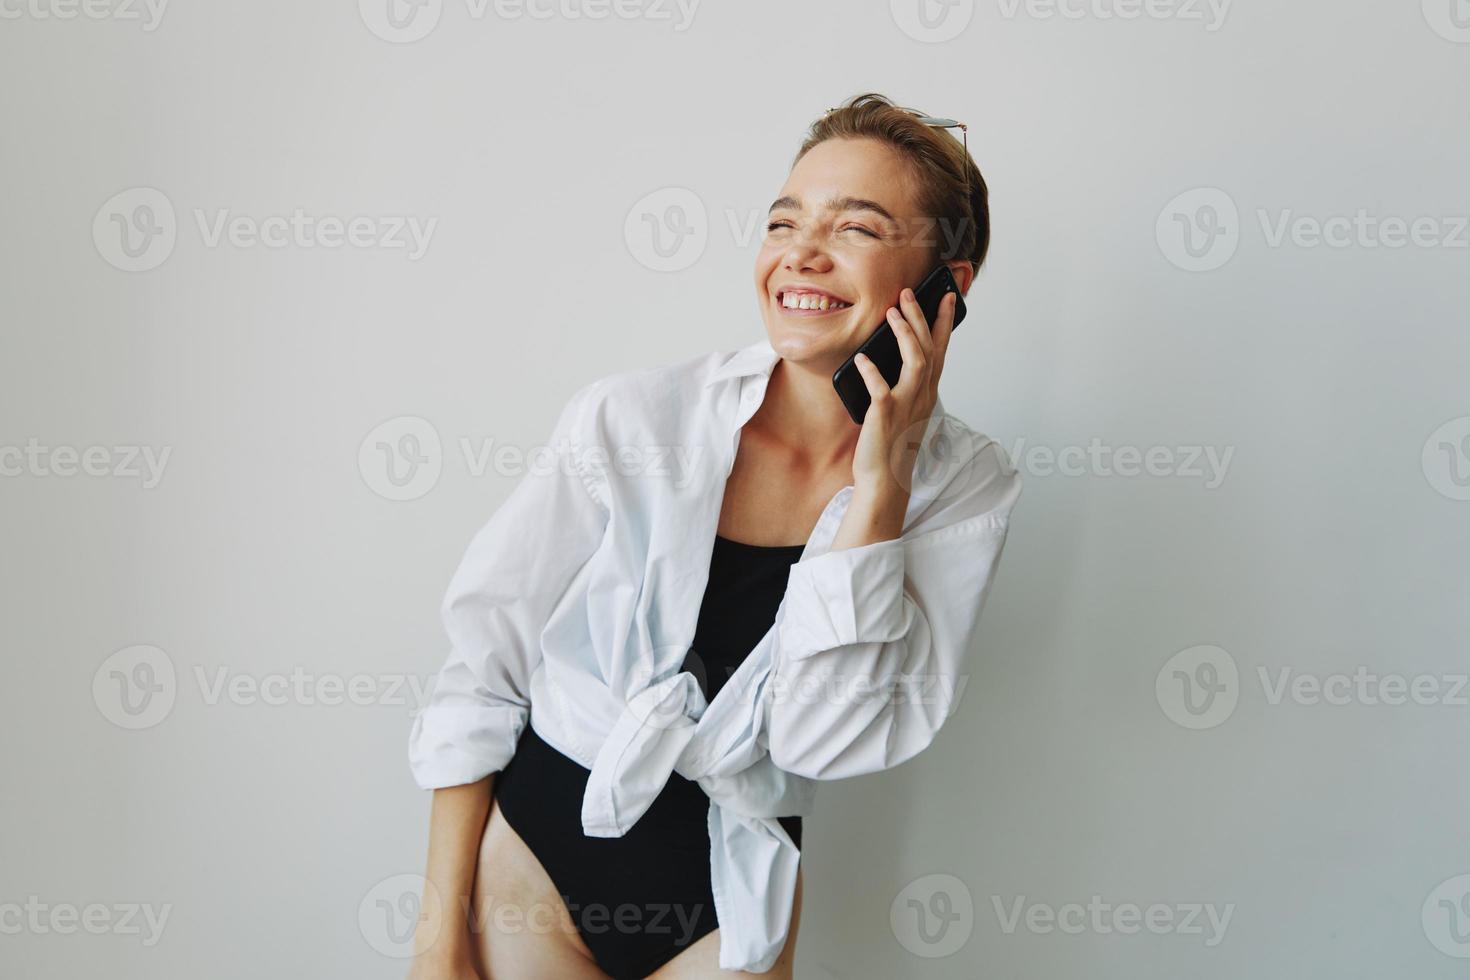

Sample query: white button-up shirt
[408,336,1022,973]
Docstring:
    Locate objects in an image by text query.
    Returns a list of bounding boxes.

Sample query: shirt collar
[703,335,948,452]
[702,336,782,389]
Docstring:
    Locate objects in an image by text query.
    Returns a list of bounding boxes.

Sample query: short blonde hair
[794,92,990,279]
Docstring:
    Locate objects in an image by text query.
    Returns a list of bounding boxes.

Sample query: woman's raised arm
[762,434,1021,780]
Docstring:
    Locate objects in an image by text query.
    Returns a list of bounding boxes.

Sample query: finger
[930,291,956,384]
[853,352,892,415]
[933,290,957,349]
[886,304,929,399]
[897,287,934,354]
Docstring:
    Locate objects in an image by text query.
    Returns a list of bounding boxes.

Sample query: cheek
[845,257,897,302]
[753,245,781,278]
[849,255,880,280]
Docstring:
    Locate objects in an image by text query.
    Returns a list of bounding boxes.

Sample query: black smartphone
[831,263,967,425]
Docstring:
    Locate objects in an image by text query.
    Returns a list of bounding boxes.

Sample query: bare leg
[470,795,610,980]
[646,865,803,980]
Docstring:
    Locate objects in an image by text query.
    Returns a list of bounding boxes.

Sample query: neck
[753,358,860,470]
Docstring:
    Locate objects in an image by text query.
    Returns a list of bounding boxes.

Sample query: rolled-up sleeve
[763,435,1021,780]
[408,382,609,789]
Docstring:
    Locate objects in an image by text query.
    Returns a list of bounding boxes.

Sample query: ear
[946,260,976,296]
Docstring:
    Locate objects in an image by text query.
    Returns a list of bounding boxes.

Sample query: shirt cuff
[407,702,526,789]
[774,536,910,660]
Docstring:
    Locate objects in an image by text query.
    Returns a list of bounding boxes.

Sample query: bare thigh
[470,795,609,980]
[646,865,803,980]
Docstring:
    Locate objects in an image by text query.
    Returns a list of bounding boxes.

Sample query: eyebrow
[767,194,897,224]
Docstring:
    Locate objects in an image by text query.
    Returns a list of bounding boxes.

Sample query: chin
[764,326,844,368]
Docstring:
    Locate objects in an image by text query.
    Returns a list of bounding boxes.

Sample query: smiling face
[754,137,940,372]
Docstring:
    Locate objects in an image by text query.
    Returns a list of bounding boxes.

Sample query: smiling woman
[406,91,1020,980]
[755,94,989,379]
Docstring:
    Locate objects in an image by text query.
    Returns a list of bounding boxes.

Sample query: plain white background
[3,1,1469,977]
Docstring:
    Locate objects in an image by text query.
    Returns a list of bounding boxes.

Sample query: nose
[781,236,833,274]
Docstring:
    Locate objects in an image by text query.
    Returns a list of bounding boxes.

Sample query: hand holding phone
[831,263,967,425]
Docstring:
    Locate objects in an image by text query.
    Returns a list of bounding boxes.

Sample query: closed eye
[765,220,878,238]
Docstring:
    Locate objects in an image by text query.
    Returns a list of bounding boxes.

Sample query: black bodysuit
[491,533,807,979]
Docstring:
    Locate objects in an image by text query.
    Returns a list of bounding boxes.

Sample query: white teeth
[780,291,850,311]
